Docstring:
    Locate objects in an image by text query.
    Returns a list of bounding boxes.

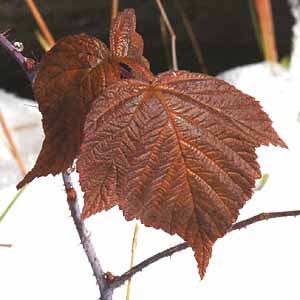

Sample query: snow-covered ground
[1,60,300,300]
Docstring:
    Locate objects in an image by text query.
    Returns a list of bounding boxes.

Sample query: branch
[0,243,13,248]
[230,210,300,231]
[155,0,178,71]
[111,242,188,289]
[0,32,37,82]
[111,209,300,288]
[62,170,113,300]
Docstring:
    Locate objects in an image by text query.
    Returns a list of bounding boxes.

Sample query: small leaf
[110,8,151,81]
[110,8,137,57]
[77,71,286,278]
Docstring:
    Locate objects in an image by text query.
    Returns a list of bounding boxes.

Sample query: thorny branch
[62,170,113,300]
[111,209,300,288]
[0,31,37,82]
[1,30,300,296]
[230,210,300,231]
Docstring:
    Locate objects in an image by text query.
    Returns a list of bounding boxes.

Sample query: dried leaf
[77,71,286,278]
[17,34,118,188]
[110,8,151,80]
[110,8,137,57]
[17,9,153,188]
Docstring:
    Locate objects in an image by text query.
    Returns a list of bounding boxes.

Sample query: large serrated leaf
[77,70,286,278]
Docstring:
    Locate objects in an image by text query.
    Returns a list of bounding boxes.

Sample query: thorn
[66,166,76,175]
[66,187,77,202]
[13,41,24,52]
[24,58,38,73]
[1,28,12,37]
[23,103,38,108]
[104,271,117,284]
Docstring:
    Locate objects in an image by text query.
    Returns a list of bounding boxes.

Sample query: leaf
[77,71,286,278]
[17,34,116,188]
[110,8,151,80]
[17,9,153,189]
[110,8,137,58]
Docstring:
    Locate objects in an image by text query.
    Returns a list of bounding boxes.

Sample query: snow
[1,61,300,299]
[0,90,43,188]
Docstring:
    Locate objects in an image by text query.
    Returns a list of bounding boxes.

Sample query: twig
[111,209,300,288]
[253,173,269,191]
[62,170,113,300]
[126,224,139,300]
[25,0,55,48]
[174,0,207,73]
[35,30,51,52]
[0,243,13,248]
[0,186,27,224]
[160,15,172,68]
[155,0,178,70]
[0,33,37,82]
[111,0,119,24]
[111,242,188,289]
[253,0,278,62]
[0,110,27,176]
[248,0,264,55]
[230,210,300,231]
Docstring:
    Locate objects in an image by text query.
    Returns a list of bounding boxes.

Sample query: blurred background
[0,0,294,99]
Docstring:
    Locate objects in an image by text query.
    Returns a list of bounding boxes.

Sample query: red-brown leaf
[110,8,151,81]
[17,34,119,188]
[17,9,153,189]
[77,71,286,278]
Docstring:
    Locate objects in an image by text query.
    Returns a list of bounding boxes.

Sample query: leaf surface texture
[77,71,286,277]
